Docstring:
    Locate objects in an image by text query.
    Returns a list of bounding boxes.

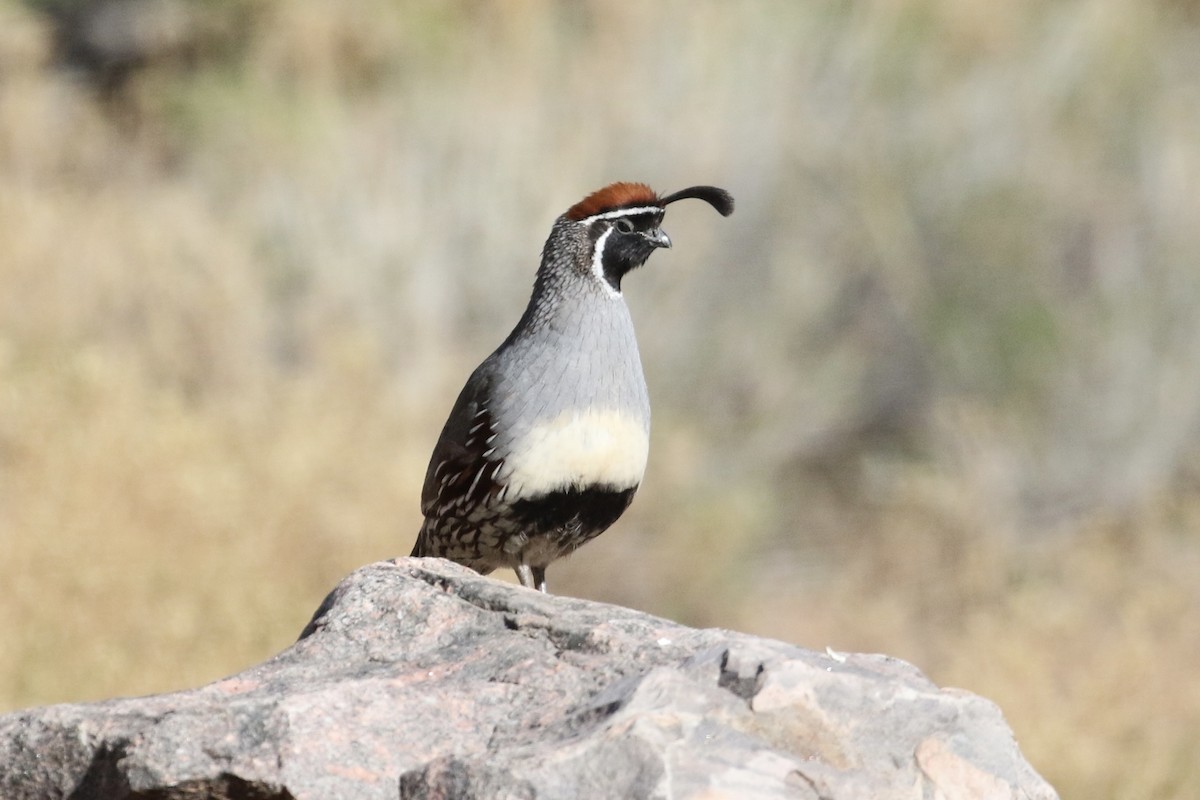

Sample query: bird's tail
[409,519,429,557]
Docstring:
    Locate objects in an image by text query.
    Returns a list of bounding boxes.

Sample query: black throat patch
[593,210,665,292]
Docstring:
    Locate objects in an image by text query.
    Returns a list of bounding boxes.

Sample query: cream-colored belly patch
[503,408,648,497]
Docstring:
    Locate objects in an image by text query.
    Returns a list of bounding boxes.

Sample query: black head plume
[657,185,735,217]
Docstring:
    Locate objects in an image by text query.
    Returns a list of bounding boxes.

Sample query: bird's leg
[513,564,548,593]
[515,564,537,590]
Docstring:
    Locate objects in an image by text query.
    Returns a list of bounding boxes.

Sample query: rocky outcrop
[0,559,1057,799]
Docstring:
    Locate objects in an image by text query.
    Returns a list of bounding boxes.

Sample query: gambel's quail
[411,182,734,593]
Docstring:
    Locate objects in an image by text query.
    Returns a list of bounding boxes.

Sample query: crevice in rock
[398,757,535,800]
[717,648,766,702]
[296,589,340,640]
[68,739,133,800]
[134,774,296,800]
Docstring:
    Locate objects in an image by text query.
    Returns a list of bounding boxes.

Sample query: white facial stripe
[579,206,664,224]
[590,226,621,298]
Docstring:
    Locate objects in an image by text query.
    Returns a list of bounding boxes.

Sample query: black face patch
[590,210,666,292]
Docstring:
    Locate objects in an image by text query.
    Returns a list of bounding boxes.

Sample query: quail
[411,182,734,593]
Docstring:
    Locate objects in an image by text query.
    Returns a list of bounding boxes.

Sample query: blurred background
[2,0,1199,796]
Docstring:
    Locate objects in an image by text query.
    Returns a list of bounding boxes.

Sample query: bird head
[562,182,735,294]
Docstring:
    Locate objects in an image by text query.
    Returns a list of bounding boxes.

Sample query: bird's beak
[645,228,672,249]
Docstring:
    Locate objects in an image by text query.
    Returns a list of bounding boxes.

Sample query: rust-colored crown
[566,182,659,221]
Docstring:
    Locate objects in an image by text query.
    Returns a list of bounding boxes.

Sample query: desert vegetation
[2,1,1199,797]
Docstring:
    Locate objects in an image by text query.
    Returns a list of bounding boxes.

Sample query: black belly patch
[510,484,638,535]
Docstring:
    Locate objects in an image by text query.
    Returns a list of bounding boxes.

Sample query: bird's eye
[614,218,634,234]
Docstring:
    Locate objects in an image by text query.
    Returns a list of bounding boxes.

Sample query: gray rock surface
[0,559,1058,800]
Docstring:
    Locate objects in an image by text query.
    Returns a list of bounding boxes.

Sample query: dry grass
[2,1,1200,797]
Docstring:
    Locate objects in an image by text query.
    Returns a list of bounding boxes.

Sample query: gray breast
[485,287,651,500]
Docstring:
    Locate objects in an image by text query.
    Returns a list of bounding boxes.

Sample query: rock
[0,559,1057,800]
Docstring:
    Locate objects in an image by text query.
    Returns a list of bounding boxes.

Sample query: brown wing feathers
[425,407,507,519]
